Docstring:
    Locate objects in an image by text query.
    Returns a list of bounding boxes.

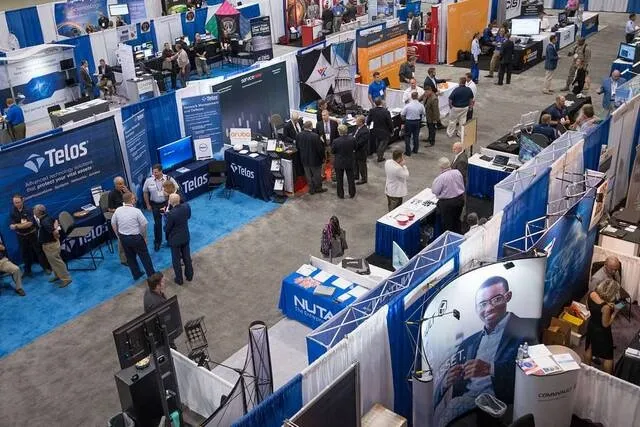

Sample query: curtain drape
[574,364,640,427]
[231,374,303,427]
[6,7,45,48]
[121,91,181,164]
[583,116,610,171]
[301,339,350,404]
[36,3,58,44]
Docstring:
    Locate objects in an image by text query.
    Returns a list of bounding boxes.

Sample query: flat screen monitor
[519,134,543,163]
[60,58,75,70]
[143,48,153,59]
[157,136,194,171]
[112,296,183,369]
[289,363,361,427]
[558,11,567,25]
[109,3,129,16]
[618,43,637,62]
[511,18,540,36]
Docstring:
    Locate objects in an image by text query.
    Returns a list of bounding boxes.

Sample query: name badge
[379,89,384,96]
[325,133,331,141]
[157,190,165,199]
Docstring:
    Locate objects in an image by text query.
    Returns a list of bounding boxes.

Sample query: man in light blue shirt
[401,91,425,155]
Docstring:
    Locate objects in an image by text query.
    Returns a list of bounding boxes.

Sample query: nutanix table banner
[420,256,546,427]
[0,117,125,261]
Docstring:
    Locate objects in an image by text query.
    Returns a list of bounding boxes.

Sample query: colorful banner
[0,118,125,261]
[297,46,337,107]
[446,0,489,64]
[211,62,290,143]
[123,110,151,206]
[421,257,546,427]
[54,0,109,37]
[181,93,224,160]
[250,16,274,62]
[356,22,407,88]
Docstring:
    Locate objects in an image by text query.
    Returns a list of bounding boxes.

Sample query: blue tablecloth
[173,160,210,200]
[375,220,423,259]
[278,268,359,329]
[467,163,510,199]
[580,14,599,38]
[224,149,274,201]
[60,208,108,261]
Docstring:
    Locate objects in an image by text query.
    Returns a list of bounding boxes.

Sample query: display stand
[513,345,581,427]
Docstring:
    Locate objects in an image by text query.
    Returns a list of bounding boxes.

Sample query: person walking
[470,32,481,83]
[111,192,155,280]
[543,35,559,94]
[562,37,591,92]
[331,124,357,199]
[165,193,193,285]
[497,33,514,85]
[486,27,506,78]
[424,85,439,146]
[366,98,394,162]
[385,150,409,211]
[401,91,426,155]
[297,121,327,194]
[447,77,474,138]
[353,115,370,185]
[33,204,72,288]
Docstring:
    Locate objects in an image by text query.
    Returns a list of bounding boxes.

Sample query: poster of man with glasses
[421,256,546,427]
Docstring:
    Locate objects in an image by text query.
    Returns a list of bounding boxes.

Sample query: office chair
[208,161,231,199]
[528,133,551,148]
[58,211,104,270]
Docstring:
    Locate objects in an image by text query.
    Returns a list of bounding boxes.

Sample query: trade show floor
[0,12,627,426]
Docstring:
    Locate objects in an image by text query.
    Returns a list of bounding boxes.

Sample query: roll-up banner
[181,93,224,159]
[356,22,407,88]
[122,110,151,206]
[421,256,546,427]
[0,117,125,261]
[250,16,274,62]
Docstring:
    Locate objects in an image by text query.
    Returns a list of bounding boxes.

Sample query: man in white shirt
[464,73,478,121]
[626,13,638,43]
[402,78,425,104]
[112,192,156,280]
[171,42,190,88]
[384,150,409,211]
[143,164,179,251]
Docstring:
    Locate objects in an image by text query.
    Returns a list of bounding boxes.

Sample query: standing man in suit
[353,115,370,185]
[451,142,468,185]
[497,33,514,86]
[331,125,357,199]
[10,194,50,277]
[283,112,304,144]
[315,109,339,146]
[107,176,129,265]
[434,276,538,424]
[423,68,446,129]
[33,204,72,288]
[143,164,178,252]
[598,70,627,114]
[424,86,439,147]
[165,193,193,285]
[144,272,167,313]
[543,35,558,94]
[367,98,394,162]
[112,192,155,280]
[297,121,327,194]
[80,60,94,99]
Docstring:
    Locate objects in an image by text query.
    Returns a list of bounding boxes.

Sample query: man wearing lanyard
[626,14,638,44]
[598,70,626,114]
[368,71,387,107]
[143,164,179,252]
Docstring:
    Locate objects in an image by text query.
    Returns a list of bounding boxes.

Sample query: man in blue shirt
[368,71,387,107]
[533,114,558,141]
[543,35,558,94]
[447,77,474,138]
[547,95,570,127]
[4,98,25,141]
[332,2,346,33]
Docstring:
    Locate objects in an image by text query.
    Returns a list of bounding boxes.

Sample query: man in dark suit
[165,193,193,285]
[144,272,167,313]
[315,109,339,146]
[353,115,370,185]
[297,121,327,194]
[283,112,304,144]
[98,58,115,85]
[434,276,538,422]
[366,98,394,162]
[423,67,446,94]
[332,124,357,199]
[80,59,94,99]
[451,142,468,185]
[497,33,514,85]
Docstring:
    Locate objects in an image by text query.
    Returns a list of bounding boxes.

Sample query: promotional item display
[211,62,290,143]
[421,257,546,427]
[181,93,224,159]
[123,110,152,205]
[356,22,408,88]
[0,117,125,261]
[55,0,109,37]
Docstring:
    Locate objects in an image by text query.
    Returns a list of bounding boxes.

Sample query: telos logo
[24,154,46,173]
[25,142,89,173]
[181,173,208,193]
[230,163,255,179]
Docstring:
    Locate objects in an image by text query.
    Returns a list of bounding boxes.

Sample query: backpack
[320,216,348,257]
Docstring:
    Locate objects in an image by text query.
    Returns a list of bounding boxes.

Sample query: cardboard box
[543,317,572,346]
[560,310,589,335]
[362,403,407,427]
[570,331,583,349]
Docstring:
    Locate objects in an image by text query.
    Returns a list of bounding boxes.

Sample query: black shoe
[16,288,26,296]
[174,278,183,286]
[308,189,315,194]
[356,180,367,185]
[405,152,411,156]
[429,142,435,146]
[485,74,493,78]
[186,276,193,282]
[349,194,356,199]
[154,243,161,252]
[338,195,345,199]
[412,150,418,154]
[377,157,385,162]
[316,188,328,193]
[436,123,445,129]
[495,82,503,85]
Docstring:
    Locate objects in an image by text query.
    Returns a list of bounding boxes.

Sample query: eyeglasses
[476,294,506,310]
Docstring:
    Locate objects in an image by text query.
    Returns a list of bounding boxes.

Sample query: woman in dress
[584,278,620,373]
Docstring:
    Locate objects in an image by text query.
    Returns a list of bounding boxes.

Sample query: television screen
[558,12,567,25]
[157,136,194,171]
[112,296,183,369]
[511,18,540,36]
[60,58,75,70]
[519,134,543,163]
[109,3,129,16]
[618,43,636,61]
[290,363,361,427]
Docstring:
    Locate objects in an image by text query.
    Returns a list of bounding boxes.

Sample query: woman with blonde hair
[584,278,620,373]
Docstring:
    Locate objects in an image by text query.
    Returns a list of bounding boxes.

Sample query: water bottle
[523,342,529,358]
[517,345,524,361]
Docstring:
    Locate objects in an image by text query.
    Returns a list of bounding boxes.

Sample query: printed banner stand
[250,16,274,62]
[181,93,224,159]
[122,110,152,206]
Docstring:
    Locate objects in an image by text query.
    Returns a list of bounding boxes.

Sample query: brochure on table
[518,344,581,375]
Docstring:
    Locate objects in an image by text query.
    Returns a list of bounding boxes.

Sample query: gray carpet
[0,12,627,426]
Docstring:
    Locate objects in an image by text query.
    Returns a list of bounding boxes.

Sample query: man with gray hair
[331,124,357,199]
[34,204,72,287]
[451,142,468,185]
[108,176,130,265]
[432,157,465,233]
[283,111,304,144]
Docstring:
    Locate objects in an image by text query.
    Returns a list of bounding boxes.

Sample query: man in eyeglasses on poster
[434,276,538,426]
